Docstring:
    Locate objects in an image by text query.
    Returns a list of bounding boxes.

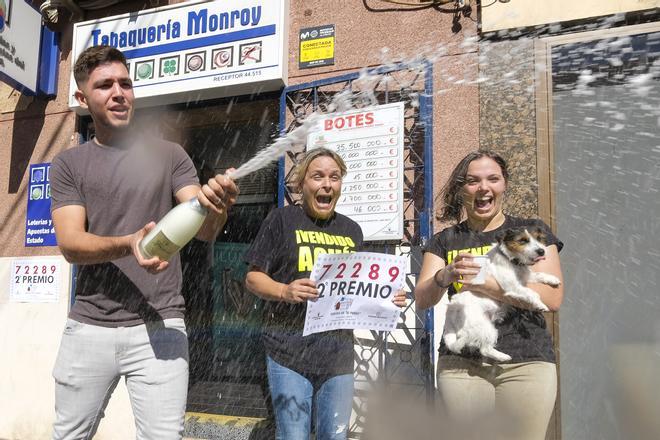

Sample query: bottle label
[142,231,180,261]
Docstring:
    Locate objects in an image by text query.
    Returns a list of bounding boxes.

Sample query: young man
[50,45,238,439]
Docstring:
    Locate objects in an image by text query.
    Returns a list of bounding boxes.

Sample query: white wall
[481,0,660,32]
[0,256,135,440]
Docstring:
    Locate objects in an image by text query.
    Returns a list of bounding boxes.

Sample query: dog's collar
[497,246,527,266]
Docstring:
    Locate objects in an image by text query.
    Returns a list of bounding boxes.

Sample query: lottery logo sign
[239,42,262,65]
[25,163,56,247]
[160,55,179,77]
[135,60,154,80]
[212,47,233,68]
[185,52,205,73]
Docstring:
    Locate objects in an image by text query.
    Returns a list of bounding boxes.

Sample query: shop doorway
[172,97,279,418]
[537,23,660,440]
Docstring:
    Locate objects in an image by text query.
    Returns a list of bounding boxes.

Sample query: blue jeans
[52,318,189,440]
[266,356,354,440]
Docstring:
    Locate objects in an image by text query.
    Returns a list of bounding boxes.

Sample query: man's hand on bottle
[131,222,170,274]
[198,168,239,216]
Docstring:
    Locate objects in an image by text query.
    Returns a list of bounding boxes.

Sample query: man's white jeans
[52,318,189,440]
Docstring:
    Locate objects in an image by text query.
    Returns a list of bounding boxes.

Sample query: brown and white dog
[442,227,561,362]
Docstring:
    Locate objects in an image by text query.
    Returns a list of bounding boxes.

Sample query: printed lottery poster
[306,102,405,241]
[10,258,61,303]
[303,252,406,336]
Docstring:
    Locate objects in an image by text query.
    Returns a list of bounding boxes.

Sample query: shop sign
[0,0,57,95]
[25,162,56,247]
[10,257,61,303]
[307,102,405,241]
[70,0,289,112]
[299,24,335,69]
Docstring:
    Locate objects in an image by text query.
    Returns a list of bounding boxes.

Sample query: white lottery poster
[306,102,405,241]
[10,258,61,303]
[303,252,406,336]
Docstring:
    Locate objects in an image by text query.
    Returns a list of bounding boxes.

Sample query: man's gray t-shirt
[50,137,200,327]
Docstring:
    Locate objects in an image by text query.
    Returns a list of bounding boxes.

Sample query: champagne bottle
[139,197,208,261]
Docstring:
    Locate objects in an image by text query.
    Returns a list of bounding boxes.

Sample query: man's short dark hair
[73,45,128,86]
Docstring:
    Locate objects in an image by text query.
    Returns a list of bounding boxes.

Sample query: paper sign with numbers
[306,102,405,241]
[10,258,61,303]
[303,252,406,336]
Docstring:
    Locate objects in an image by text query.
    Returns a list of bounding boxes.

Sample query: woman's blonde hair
[290,148,347,192]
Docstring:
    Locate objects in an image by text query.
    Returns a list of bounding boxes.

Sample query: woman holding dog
[415,150,564,440]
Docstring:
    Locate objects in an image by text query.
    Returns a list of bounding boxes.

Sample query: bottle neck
[189,197,208,214]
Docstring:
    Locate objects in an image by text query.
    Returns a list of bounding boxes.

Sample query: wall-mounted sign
[0,0,13,30]
[70,0,289,112]
[481,0,660,33]
[10,257,61,303]
[299,24,335,69]
[25,163,56,247]
[307,102,405,241]
[0,0,58,95]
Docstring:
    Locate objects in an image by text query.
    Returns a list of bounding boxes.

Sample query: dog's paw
[546,276,561,287]
[446,341,465,355]
[535,302,550,312]
[537,273,561,287]
[481,347,512,362]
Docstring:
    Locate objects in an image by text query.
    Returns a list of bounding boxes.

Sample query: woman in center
[245,148,405,440]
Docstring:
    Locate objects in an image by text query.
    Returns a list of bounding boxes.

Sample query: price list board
[307,102,404,241]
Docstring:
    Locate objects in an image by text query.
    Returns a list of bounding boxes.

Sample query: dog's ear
[497,228,517,244]
[529,226,547,244]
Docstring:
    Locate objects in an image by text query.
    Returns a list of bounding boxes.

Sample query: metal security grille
[278,62,435,438]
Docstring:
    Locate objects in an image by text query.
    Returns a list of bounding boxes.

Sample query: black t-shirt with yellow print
[245,205,364,375]
[424,215,563,363]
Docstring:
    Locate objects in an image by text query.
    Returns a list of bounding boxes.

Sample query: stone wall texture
[479,38,540,218]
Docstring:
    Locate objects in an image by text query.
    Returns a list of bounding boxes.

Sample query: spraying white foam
[226,112,321,180]
[223,15,658,182]
[226,84,372,180]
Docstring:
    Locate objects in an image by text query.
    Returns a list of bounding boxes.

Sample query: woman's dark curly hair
[436,150,509,224]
